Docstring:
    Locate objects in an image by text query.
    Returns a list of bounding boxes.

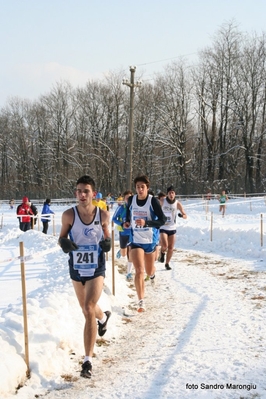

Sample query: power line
[136,52,198,67]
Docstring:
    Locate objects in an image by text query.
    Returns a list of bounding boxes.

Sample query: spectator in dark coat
[29,200,38,229]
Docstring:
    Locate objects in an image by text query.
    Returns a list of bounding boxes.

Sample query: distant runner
[158,185,187,270]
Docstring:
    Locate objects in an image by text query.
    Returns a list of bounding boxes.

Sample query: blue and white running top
[69,206,105,278]
[130,194,158,245]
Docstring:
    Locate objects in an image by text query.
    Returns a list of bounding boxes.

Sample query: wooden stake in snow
[261,213,263,247]
[111,221,115,295]
[52,214,56,236]
[210,212,213,242]
[19,241,30,377]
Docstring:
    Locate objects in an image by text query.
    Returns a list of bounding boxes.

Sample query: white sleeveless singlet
[69,206,103,277]
[160,198,178,231]
[130,195,154,244]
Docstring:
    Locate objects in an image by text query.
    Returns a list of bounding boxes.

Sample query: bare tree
[1,23,266,199]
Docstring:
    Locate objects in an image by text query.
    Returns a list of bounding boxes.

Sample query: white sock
[127,262,133,274]
[99,313,107,324]
[84,356,92,364]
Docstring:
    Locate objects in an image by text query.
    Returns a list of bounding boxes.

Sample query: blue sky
[0,0,266,107]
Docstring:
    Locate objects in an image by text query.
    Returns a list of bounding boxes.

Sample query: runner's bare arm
[100,209,111,239]
[58,209,78,253]
[59,209,74,239]
[177,202,187,219]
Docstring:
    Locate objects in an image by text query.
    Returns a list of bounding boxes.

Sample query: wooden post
[53,214,56,236]
[261,214,263,247]
[111,221,115,295]
[210,212,213,242]
[206,200,209,219]
[19,242,30,377]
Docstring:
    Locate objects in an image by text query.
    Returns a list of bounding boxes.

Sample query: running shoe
[116,250,121,259]
[158,251,165,263]
[80,360,92,378]
[165,263,172,270]
[150,275,156,288]
[126,273,133,281]
[98,311,111,337]
[144,275,150,281]
[137,299,145,312]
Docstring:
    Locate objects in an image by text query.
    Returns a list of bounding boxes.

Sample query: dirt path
[43,249,266,399]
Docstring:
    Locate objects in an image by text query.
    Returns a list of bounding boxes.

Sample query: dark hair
[45,198,51,204]
[157,191,166,199]
[123,189,133,197]
[133,175,150,188]
[167,185,175,193]
[76,175,96,191]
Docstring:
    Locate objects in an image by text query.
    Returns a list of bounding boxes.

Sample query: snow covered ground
[0,197,266,399]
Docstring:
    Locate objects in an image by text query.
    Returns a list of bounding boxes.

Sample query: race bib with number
[164,210,172,224]
[73,244,98,276]
[133,211,148,230]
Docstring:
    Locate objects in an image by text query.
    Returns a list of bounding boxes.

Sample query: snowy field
[0,197,266,399]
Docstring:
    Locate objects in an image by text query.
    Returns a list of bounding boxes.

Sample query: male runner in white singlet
[59,175,111,379]
[158,185,187,270]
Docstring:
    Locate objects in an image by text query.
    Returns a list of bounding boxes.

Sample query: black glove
[99,237,111,252]
[178,213,183,218]
[59,237,79,253]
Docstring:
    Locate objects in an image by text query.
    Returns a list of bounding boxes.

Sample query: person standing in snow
[17,196,34,231]
[123,175,167,312]
[41,199,55,234]
[58,175,111,379]
[9,199,15,209]
[158,185,187,270]
[29,200,38,229]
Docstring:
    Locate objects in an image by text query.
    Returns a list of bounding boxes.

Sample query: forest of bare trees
[1,23,266,200]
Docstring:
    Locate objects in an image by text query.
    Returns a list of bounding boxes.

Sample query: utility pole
[123,66,141,190]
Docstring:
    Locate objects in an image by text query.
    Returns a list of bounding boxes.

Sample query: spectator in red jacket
[17,196,34,231]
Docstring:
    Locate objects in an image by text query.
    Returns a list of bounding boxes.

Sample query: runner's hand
[99,237,111,252]
[59,237,78,253]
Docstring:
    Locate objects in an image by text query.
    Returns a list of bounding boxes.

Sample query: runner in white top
[123,175,166,312]
[158,185,187,270]
[58,175,111,379]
